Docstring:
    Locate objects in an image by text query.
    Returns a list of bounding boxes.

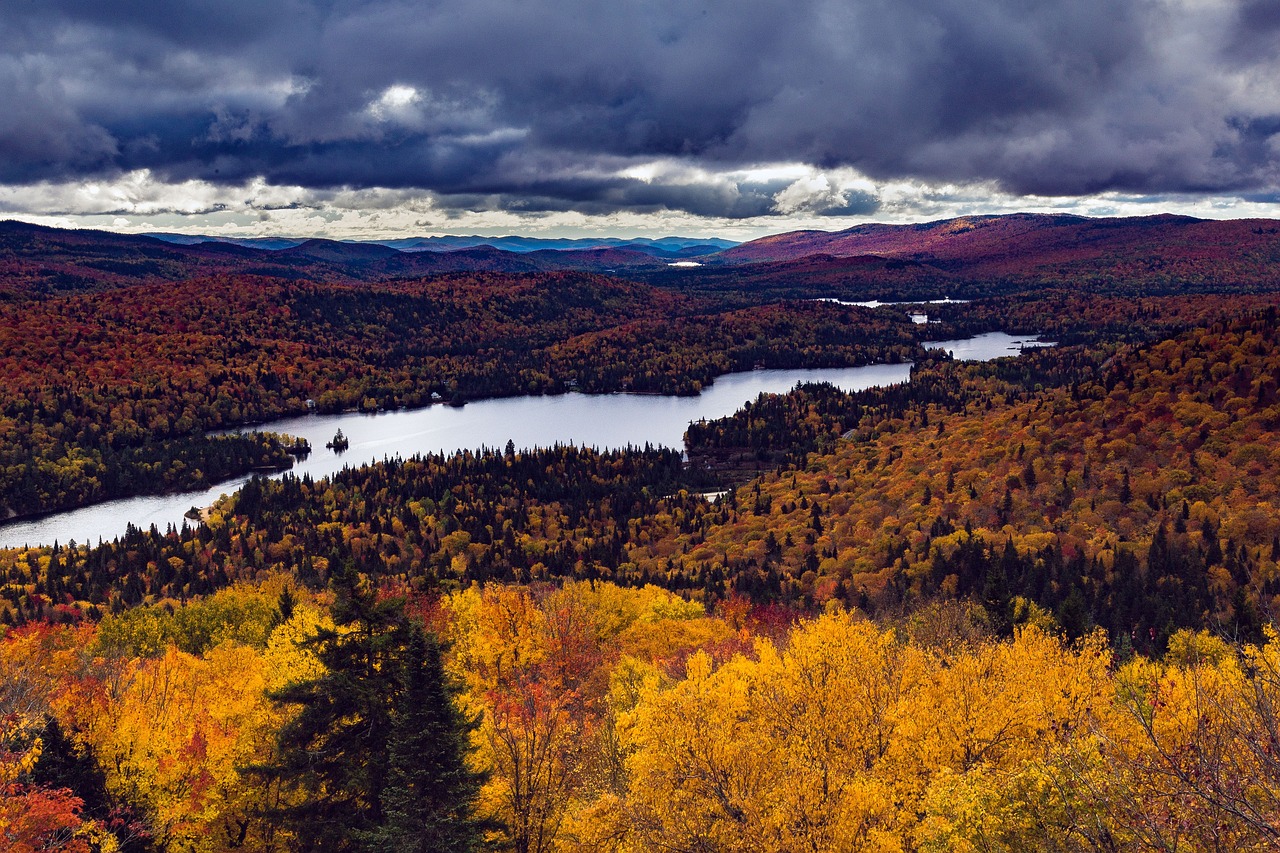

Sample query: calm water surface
[925,330,1053,361]
[1,332,1046,548]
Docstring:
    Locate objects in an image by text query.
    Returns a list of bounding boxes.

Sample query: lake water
[0,332,1047,549]
[924,330,1054,361]
[819,296,970,309]
[816,296,970,327]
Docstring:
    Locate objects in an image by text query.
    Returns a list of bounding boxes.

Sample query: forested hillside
[7,300,1280,649]
[684,308,1280,649]
[0,272,923,519]
[0,221,672,298]
[718,213,1280,294]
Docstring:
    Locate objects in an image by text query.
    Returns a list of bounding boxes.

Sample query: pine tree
[357,626,495,853]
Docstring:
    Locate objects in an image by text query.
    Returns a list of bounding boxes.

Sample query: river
[0,332,1049,549]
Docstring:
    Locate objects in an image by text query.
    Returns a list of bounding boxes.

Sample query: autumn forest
[5,214,1280,851]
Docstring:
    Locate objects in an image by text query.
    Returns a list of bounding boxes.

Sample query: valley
[4,214,1280,851]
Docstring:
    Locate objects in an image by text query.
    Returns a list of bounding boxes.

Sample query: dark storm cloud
[425,175,789,219]
[2,0,1277,217]
[1229,0,1280,61]
[817,192,882,218]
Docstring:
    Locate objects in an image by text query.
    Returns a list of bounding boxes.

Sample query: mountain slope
[672,305,1280,642]
[720,213,1280,293]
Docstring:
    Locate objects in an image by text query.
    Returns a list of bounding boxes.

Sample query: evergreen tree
[1056,585,1090,642]
[275,584,296,625]
[357,626,495,853]
[259,562,404,851]
[32,717,109,813]
[260,564,496,852]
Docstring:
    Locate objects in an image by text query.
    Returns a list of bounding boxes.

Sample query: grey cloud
[0,57,118,181]
[0,0,1277,218]
[1228,0,1280,62]
[430,175,785,219]
[817,193,882,218]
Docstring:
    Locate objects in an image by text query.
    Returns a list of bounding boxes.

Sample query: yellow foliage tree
[86,639,290,852]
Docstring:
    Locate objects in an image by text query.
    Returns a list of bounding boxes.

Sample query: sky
[2,0,1279,241]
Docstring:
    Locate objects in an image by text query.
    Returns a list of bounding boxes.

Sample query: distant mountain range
[4,212,1280,300]
[0,221,726,296]
[146,232,738,258]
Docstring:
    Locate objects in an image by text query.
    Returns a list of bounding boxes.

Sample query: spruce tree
[260,562,403,851]
[261,563,496,852]
[357,626,494,853]
[32,717,107,807]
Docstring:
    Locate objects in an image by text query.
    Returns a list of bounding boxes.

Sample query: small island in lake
[326,429,350,452]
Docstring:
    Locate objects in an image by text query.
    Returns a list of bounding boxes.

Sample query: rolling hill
[0,222,679,296]
[719,213,1280,294]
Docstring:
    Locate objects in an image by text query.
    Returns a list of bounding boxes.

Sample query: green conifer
[357,626,494,853]
[260,562,402,850]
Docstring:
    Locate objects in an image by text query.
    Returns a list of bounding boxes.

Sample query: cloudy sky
[2,0,1279,240]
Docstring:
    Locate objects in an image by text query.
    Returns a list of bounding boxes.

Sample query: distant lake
[818,296,970,309]
[924,330,1054,361]
[0,332,1048,549]
[816,296,971,326]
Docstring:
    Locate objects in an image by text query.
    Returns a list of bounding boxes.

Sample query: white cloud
[0,168,1277,242]
[366,84,421,122]
[773,174,846,215]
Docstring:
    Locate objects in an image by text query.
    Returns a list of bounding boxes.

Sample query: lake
[924,330,1054,361]
[0,332,1047,549]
